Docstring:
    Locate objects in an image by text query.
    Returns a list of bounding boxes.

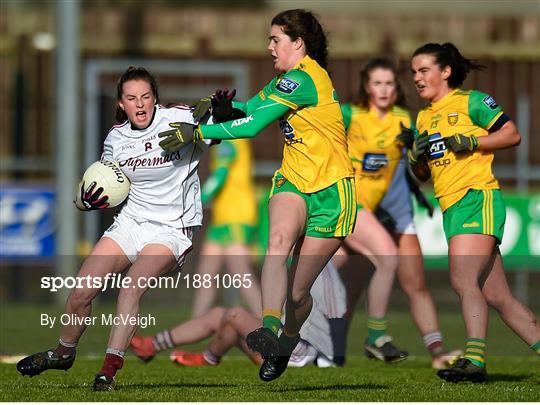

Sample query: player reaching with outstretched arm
[157,9,355,381]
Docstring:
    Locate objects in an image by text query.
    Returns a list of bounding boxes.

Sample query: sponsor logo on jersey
[230,116,253,127]
[463,221,480,228]
[447,112,459,126]
[118,150,184,172]
[276,78,300,94]
[482,96,498,110]
[428,133,447,160]
[279,118,302,145]
[279,118,295,139]
[432,158,451,168]
[362,153,388,172]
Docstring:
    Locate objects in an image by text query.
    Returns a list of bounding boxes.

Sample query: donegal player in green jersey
[409,42,539,383]
[158,9,355,382]
[191,138,261,317]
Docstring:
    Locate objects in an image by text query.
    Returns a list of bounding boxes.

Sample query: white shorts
[102,213,196,265]
[379,158,416,235]
[295,261,347,363]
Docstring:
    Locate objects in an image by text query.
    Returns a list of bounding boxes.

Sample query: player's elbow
[503,120,521,147]
[511,131,521,147]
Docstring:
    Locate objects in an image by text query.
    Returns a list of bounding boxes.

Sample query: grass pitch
[1,356,539,402]
[1,304,538,401]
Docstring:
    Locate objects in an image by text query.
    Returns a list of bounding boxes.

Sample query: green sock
[531,340,540,355]
[367,317,387,345]
[262,309,281,336]
[464,338,486,368]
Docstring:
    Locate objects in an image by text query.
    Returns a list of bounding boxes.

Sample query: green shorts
[442,189,505,244]
[269,172,356,238]
[206,223,255,246]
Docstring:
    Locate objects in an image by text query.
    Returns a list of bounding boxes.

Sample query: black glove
[74,180,109,211]
[395,123,415,149]
[192,96,212,122]
[405,170,434,217]
[374,205,397,234]
[211,89,246,123]
[446,133,478,154]
[407,130,430,164]
[158,122,203,152]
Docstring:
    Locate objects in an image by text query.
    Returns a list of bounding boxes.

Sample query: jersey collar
[368,104,392,122]
[427,89,459,112]
[291,54,315,72]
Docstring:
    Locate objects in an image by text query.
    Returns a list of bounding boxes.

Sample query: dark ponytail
[356,58,406,109]
[115,66,159,123]
[271,9,329,69]
[413,42,485,88]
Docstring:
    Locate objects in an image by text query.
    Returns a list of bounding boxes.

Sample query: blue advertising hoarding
[0,185,55,259]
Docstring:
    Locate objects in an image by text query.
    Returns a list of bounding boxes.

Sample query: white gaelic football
[82,160,130,207]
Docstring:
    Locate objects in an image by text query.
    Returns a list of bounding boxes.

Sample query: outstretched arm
[199,97,290,140]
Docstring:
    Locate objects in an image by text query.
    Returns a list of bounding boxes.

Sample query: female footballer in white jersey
[17,66,213,391]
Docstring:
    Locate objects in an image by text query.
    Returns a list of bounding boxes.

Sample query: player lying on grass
[130,262,347,368]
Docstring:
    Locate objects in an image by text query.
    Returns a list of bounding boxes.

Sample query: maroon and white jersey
[102,104,210,228]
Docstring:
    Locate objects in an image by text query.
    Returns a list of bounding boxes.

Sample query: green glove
[446,133,478,154]
[158,122,203,152]
[407,130,430,164]
[192,96,212,122]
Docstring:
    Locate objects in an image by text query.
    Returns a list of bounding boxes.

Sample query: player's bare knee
[484,289,508,312]
[68,287,97,310]
[449,272,468,294]
[401,279,427,298]
[225,306,248,323]
[382,255,399,273]
[118,284,147,301]
[209,306,226,319]
[266,230,294,255]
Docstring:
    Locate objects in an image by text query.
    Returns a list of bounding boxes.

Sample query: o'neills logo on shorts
[118,150,183,172]
[314,226,334,233]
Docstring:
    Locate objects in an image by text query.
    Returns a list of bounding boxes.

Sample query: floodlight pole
[55,0,80,304]
[515,94,529,305]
